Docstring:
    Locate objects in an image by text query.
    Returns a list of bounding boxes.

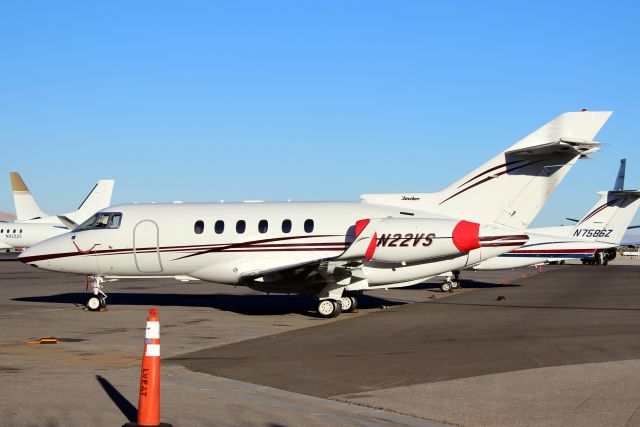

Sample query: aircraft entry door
[133,220,163,273]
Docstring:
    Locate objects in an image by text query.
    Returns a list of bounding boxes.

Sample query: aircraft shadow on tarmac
[410,279,522,291]
[13,292,407,316]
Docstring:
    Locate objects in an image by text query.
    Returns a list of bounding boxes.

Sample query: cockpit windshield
[73,212,123,232]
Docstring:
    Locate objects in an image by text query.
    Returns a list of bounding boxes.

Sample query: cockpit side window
[108,213,122,229]
[74,214,99,232]
[93,214,110,229]
[73,212,123,232]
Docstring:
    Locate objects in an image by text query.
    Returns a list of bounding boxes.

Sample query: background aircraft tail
[361,111,612,229]
[10,172,47,221]
[570,160,640,245]
[61,180,115,226]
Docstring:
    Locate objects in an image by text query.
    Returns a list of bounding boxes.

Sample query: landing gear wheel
[317,299,341,318]
[451,280,460,290]
[330,300,342,318]
[99,295,107,309]
[87,296,102,311]
[340,296,358,313]
[440,281,452,293]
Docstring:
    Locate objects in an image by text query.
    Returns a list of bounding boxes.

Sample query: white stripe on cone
[146,321,160,339]
[145,344,160,357]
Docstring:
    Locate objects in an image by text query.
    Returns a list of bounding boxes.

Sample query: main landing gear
[440,270,461,292]
[86,275,107,311]
[315,295,358,318]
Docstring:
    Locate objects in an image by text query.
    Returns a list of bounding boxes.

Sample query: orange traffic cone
[123,308,172,427]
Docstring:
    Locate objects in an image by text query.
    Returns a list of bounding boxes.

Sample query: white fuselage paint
[0,222,68,250]
[20,202,522,291]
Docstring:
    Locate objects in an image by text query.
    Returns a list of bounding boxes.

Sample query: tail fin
[571,160,640,245]
[570,191,640,245]
[10,172,47,221]
[361,111,612,228]
[62,180,115,225]
[613,159,626,191]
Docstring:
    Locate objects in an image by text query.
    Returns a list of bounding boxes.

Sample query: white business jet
[0,173,115,250]
[475,159,640,270]
[19,111,611,317]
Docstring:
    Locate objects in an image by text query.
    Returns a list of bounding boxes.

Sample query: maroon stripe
[479,235,529,241]
[439,160,541,205]
[480,241,527,247]
[510,248,597,254]
[20,236,348,263]
[578,198,621,225]
[457,160,525,188]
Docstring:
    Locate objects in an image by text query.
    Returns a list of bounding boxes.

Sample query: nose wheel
[86,276,108,311]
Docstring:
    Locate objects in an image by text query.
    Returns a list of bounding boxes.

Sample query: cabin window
[13,229,16,233]
[215,220,224,234]
[194,220,204,234]
[304,219,314,233]
[282,219,292,233]
[19,229,22,233]
[236,220,246,234]
[258,219,268,233]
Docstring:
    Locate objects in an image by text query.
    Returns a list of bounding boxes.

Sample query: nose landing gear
[86,275,107,311]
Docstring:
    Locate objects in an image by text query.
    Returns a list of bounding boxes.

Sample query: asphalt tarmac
[170,261,640,398]
[1,257,640,426]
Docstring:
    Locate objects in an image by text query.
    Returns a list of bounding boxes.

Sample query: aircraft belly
[364,253,470,286]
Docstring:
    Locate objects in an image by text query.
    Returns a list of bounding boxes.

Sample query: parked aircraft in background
[19,111,611,317]
[0,173,115,251]
[474,159,640,270]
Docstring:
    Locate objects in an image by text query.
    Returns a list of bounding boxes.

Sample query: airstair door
[133,220,163,273]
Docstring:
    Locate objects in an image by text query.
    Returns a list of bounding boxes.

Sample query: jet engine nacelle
[350,218,481,264]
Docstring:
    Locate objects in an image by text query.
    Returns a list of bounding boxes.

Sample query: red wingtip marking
[365,232,377,261]
[452,220,480,253]
[354,219,370,238]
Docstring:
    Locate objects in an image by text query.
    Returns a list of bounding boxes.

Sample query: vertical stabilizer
[361,111,612,229]
[613,159,626,191]
[570,190,640,245]
[63,180,115,225]
[10,172,47,221]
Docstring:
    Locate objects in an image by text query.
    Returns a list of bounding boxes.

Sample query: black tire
[317,299,337,318]
[330,300,342,318]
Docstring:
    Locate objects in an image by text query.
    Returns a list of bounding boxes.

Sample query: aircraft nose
[18,245,45,267]
[18,236,67,269]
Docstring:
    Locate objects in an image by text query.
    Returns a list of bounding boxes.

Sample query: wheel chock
[25,337,59,345]
[496,296,506,302]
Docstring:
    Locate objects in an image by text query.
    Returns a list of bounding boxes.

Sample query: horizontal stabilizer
[507,139,601,157]
[56,216,78,229]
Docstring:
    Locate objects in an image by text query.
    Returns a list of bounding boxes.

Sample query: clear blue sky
[1,1,639,232]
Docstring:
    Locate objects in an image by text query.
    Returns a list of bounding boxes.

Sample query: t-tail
[57,180,115,228]
[571,159,640,245]
[10,172,48,221]
[361,111,612,229]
